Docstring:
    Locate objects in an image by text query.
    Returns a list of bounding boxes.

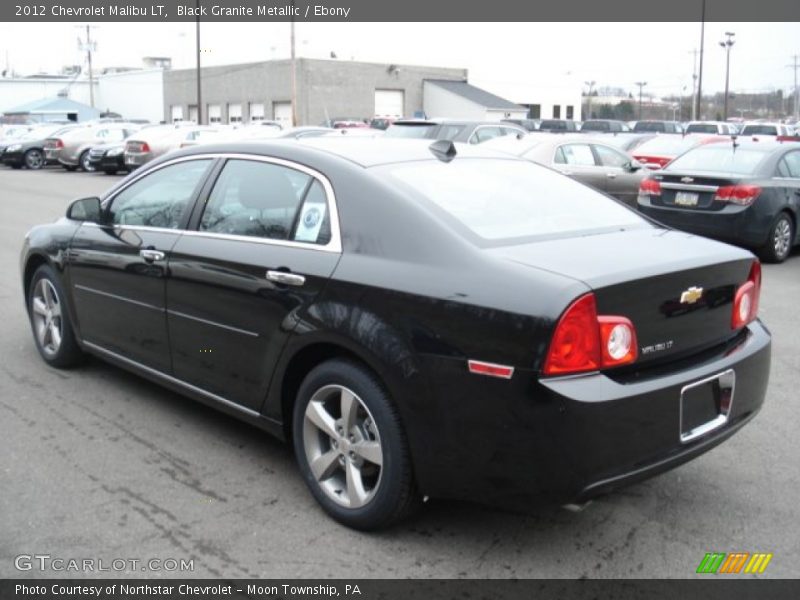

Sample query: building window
[170,105,184,123]
[528,104,541,119]
[553,105,561,119]
[566,105,574,120]
[249,102,265,122]
[207,104,221,124]
[228,103,242,124]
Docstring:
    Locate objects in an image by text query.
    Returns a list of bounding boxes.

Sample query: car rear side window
[379,159,646,245]
[555,144,596,166]
[199,159,331,245]
[108,159,212,228]
[781,151,800,178]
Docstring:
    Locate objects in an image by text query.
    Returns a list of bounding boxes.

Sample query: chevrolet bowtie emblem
[681,176,695,183]
[680,286,704,304]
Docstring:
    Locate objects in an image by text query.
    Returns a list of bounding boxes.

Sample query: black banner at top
[2,0,800,22]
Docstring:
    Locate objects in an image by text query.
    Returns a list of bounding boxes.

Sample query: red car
[632,134,727,169]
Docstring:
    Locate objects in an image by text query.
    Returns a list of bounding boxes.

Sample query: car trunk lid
[489,228,755,368]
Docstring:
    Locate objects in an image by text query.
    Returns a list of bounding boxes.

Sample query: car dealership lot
[1,167,798,578]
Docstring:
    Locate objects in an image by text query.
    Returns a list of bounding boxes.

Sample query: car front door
[592,143,645,207]
[67,158,214,372]
[165,156,341,412]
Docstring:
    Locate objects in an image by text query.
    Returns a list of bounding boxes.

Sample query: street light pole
[635,81,647,119]
[584,80,595,120]
[720,32,736,121]
[695,0,706,119]
[290,0,297,127]
[195,0,202,125]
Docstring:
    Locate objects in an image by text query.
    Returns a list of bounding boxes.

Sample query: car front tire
[24,149,45,170]
[27,265,84,368]
[760,212,794,263]
[292,359,419,530]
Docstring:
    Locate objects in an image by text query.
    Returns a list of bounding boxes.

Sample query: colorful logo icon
[696,552,773,574]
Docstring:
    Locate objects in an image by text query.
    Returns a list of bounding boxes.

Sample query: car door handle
[606,172,617,179]
[139,249,165,262]
[561,170,573,176]
[266,270,306,287]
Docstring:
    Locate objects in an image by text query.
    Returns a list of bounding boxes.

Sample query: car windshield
[665,145,770,175]
[377,158,647,245]
[581,122,610,131]
[385,124,437,139]
[539,120,567,130]
[634,122,667,132]
[741,125,778,136]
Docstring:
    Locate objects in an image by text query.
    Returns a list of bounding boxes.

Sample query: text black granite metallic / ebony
[20,138,771,530]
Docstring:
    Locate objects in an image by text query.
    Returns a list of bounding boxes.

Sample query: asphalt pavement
[1,167,798,578]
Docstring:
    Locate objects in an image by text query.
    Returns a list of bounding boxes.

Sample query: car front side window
[594,144,629,168]
[555,144,596,166]
[108,159,212,228]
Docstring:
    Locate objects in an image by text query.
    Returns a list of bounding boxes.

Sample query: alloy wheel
[25,150,44,170]
[81,152,94,172]
[773,217,792,260]
[31,279,63,356]
[302,384,383,509]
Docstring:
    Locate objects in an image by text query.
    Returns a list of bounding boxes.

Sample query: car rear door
[165,156,341,412]
[67,157,215,372]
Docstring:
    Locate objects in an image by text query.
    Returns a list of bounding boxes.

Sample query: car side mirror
[66,196,102,222]
[626,159,643,172]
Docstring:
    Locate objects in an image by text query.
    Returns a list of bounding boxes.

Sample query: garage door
[228,103,242,124]
[170,105,184,123]
[249,103,265,122]
[374,90,404,118]
[208,104,221,124]
[273,102,293,126]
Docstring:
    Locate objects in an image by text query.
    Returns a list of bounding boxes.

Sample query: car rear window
[686,124,718,134]
[377,159,647,245]
[385,124,437,139]
[634,122,666,132]
[665,145,770,175]
[741,125,778,136]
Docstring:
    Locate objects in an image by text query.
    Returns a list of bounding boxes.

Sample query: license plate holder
[680,369,735,443]
[674,191,699,206]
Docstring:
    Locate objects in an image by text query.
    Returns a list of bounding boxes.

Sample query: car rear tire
[292,359,420,530]
[759,212,794,263]
[27,265,85,368]
[79,150,94,172]
[24,149,45,170]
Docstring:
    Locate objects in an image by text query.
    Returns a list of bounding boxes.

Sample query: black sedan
[2,124,80,170]
[637,139,800,262]
[21,139,771,530]
[86,142,128,175]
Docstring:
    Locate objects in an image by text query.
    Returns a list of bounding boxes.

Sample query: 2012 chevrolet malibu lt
[20,139,771,530]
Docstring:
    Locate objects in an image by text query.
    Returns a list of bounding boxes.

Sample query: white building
[0,68,166,123]
[423,80,528,121]
[472,74,583,121]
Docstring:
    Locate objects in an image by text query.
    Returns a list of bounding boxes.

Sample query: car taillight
[639,178,662,196]
[731,260,761,330]
[53,139,63,149]
[140,142,150,153]
[543,293,638,376]
[714,185,761,206]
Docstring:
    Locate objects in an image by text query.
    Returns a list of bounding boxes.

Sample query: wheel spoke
[49,301,61,318]
[42,282,54,308]
[305,401,338,440]
[309,449,340,482]
[353,441,383,466]
[345,460,368,508]
[32,298,48,316]
[49,322,62,350]
[340,389,358,432]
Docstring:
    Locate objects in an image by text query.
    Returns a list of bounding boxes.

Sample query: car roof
[175,138,517,168]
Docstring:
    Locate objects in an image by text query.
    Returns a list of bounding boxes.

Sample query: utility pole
[689,48,698,120]
[720,32,736,121]
[635,81,647,119]
[584,80,596,119]
[290,0,297,127]
[76,25,97,107]
[695,0,706,120]
[195,0,202,125]
[788,54,799,120]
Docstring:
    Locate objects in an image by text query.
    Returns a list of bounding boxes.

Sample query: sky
[0,21,797,99]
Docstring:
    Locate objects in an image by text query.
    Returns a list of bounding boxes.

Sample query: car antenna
[429,139,457,163]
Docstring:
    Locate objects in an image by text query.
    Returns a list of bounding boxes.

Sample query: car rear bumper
[637,198,772,248]
[89,155,125,171]
[412,320,770,509]
[124,152,151,168]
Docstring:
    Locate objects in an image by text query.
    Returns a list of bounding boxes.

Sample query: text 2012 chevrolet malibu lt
[21,139,771,530]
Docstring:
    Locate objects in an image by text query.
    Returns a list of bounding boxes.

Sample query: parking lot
[1,166,799,579]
